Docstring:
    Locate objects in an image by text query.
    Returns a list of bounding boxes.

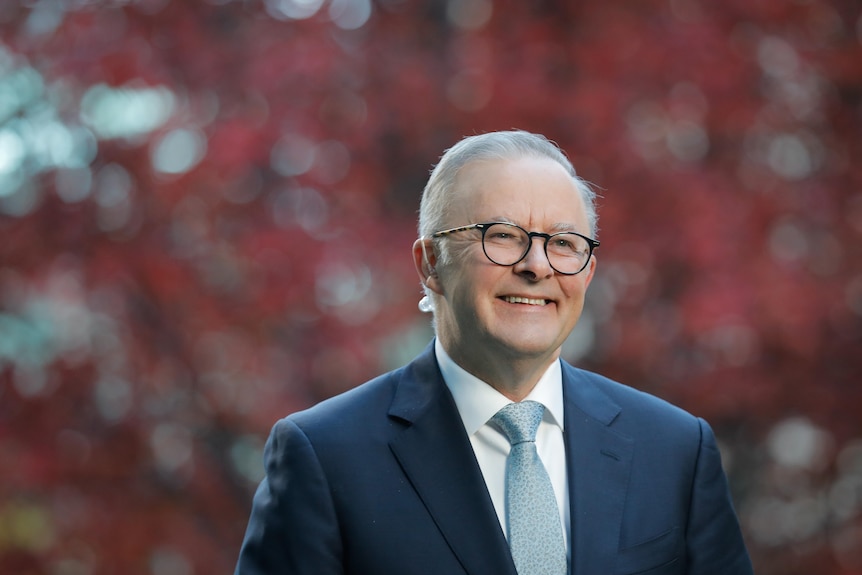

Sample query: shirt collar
[435,338,565,436]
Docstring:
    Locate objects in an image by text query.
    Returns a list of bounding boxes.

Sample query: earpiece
[418,295,433,313]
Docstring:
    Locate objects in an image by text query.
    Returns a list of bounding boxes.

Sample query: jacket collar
[388,342,634,575]
[387,342,518,575]
[562,362,634,574]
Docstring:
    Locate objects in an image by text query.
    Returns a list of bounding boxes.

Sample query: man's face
[431,155,597,369]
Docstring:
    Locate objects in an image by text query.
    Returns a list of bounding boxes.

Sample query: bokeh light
[1,1,860,574]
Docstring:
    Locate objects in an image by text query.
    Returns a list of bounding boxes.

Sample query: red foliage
[0,1,860,573]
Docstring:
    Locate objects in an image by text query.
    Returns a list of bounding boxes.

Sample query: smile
[502,296,549,306]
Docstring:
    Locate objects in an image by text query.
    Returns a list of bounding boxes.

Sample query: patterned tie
[492,401,567,575]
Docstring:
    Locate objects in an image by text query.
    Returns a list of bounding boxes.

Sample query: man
[235,130,753,574]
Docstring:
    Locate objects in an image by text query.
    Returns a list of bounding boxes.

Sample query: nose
[513,236,553,279]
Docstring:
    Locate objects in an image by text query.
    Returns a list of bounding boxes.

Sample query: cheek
[561,280,589,305]
[446,239,479,264]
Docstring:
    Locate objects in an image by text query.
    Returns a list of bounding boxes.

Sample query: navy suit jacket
[235,343,753,575]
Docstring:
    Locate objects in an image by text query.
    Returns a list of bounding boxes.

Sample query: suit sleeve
[685,418,753,575]
[235,418,344,575]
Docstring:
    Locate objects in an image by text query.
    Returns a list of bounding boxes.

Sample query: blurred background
[0,0,860,573]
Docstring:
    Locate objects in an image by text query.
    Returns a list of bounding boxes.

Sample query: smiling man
[235,131,753,575]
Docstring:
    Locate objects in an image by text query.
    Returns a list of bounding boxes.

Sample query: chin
[496,335,562,357]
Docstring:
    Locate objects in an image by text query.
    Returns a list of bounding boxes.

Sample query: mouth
[501,296,551,306]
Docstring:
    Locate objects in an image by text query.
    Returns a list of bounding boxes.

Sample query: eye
[485,223,526,244]
[548,234,588,256]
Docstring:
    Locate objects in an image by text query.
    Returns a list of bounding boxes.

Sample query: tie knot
[492,401,545,445]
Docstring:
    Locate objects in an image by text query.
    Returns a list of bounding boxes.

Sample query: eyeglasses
[431,222,599,275]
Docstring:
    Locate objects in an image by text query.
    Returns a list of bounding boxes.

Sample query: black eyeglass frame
[430,222,600,276]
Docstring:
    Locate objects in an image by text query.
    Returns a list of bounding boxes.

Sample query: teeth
[504,296,548,306]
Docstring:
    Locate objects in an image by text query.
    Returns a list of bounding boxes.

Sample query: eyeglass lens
[482,223,591,274]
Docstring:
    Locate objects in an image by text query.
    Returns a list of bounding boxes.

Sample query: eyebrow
[486,217,580,233]
[548,222,579,233]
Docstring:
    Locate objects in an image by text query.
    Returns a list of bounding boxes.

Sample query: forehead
[450,156,588,230]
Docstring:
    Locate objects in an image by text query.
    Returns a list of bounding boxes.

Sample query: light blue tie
[492,401,567,575]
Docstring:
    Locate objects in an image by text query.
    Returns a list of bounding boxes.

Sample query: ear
[582,254,597,288]
[412,238,444,295]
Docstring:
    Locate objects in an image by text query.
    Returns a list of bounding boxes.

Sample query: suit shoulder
[565,363,700,432]
[276,363,407,432]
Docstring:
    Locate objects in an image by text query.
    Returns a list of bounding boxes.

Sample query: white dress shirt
[435,339,570,556]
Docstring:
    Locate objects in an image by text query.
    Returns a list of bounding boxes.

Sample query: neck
[441,339,560,402]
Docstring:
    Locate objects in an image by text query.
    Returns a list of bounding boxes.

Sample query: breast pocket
[615,526,683,575]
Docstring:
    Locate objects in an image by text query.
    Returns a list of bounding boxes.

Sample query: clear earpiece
[418,295,433,313]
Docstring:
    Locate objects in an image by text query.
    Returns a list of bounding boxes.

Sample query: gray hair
[419,130,597,238]
[416,130,599,312]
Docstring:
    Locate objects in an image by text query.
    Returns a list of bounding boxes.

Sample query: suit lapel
[562,363,634,575]
[388,345,517,575]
